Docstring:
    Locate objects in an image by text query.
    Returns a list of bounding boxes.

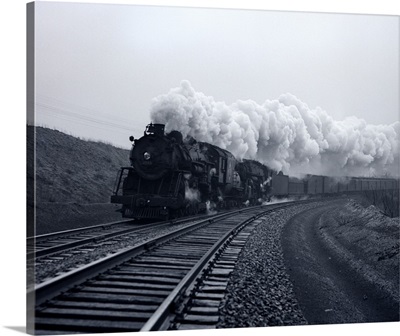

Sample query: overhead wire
[34,95,148,147]
[37,102,134,133]
[36,94,136,127]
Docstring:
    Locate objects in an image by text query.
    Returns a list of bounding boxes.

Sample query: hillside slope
[32,126,130,203]
[27,126,131,234]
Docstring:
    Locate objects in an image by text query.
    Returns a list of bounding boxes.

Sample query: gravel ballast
[217,202,323,328]
[218,197,399,328]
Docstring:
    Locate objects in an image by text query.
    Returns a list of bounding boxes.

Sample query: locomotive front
[111,123,193,220]
[130,124,190,180]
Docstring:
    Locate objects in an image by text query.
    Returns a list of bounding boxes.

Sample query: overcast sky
[33,1,399,149]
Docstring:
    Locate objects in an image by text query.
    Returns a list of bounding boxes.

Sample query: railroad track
[27,212,222,261]
[28,212,228,286]
[27,219,135,260]
[29,201,307,334]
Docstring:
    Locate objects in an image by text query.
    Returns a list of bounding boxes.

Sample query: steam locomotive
[111,123,398,220]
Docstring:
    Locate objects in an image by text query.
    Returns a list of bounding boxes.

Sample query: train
[111,123,399,220]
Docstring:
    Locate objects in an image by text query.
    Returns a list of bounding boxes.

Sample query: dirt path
[281,199,399,324]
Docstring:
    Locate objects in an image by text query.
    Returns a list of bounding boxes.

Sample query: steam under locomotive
[111,123,398,220]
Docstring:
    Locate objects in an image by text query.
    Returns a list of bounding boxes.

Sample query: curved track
[30,202,303,334]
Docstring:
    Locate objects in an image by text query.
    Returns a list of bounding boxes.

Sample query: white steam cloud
[150,80,399,177]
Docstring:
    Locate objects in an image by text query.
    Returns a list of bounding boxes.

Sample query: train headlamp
[143,152,151,161]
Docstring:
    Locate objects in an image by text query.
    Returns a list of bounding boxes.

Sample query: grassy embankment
[27,126,130,234]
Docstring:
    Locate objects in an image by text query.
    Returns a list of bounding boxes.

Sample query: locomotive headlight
[143,152,151,160]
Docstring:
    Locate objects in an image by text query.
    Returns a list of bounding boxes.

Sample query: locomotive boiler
[111,123,263,220]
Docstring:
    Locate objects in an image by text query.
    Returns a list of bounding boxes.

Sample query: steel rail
[27,218,134,242]
[27,203,278,260]
[29,203,272,308]
[27,211,223,260]
[28,222,152,260]
[140,207,281,331]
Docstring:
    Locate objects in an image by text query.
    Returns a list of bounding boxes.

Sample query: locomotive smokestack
[145,123,165,136]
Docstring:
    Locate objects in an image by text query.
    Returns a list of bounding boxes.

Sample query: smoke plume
[150,80,399,177]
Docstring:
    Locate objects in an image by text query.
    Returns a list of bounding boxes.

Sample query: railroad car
[306,175,324,195]
[111,123,399,220]
[348,178,357,192]
[288,177,305,195]
[270,172,289,197]
[323,176,339,194]
[338,180,348,193]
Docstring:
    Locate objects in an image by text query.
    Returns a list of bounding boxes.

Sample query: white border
[0,1,398,336]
